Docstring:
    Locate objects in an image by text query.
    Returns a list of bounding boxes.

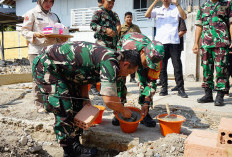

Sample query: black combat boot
[63,136,98,157]
[214,91,225,106]
[197,88,214,103]
[140,113,156,127]
[112,116,120,126]
[159,87,168,96]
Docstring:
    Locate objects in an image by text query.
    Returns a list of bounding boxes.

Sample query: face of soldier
[103,0,114,11]
[42,0,54,11]
[125,15,133,25]
[119,61,138,76]
[140,49,148,68]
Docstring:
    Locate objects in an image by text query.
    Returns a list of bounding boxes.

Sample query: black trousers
[228,53,232,77]
[160,44,184,90]
[228,53,232,92]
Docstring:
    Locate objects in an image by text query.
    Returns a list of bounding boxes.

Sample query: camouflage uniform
[196,0,232,91]
[90,6,120,50]
[32,41,120,144]
[117,32,164,105]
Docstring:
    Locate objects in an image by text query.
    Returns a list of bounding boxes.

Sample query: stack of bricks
[184,118,232,157]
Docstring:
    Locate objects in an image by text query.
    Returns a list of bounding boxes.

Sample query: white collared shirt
[21,5,59,54]
[151,4,180,44]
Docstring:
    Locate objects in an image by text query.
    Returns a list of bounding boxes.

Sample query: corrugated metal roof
[0,0,16,7]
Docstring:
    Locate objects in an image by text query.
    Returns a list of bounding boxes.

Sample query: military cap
[119,36,164,69]
[144,40,164,69]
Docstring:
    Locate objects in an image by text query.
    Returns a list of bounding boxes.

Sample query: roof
[0,0,15,7]
[0,8,15,14]
[0,12,23,24]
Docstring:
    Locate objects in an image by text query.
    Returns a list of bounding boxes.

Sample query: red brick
[217,118,232,148]
[184,130,227,157]
[74,105,100,130]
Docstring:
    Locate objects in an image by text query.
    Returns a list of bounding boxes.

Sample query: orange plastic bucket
[157,114,186,136]
[88,82,101,92]
[115,107,144,133]
[92,105,106,125]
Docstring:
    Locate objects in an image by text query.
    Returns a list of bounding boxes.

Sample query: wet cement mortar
[0,59,224,157]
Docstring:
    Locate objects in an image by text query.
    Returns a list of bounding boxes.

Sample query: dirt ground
[0,84,60,157]
[0,83,121,157]
[0,81,231,157]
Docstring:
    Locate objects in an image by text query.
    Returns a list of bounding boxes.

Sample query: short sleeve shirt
[21,5,60,54]
[196,0,232,48]
[151,4,180,44]
[35,41,120,96]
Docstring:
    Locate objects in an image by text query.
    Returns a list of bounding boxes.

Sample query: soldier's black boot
[214,91,225,106]
[63,145,73,157]
[112,116,120,126]
[63,136,98,157]
[197,88,214,103]
[140,113,156,127]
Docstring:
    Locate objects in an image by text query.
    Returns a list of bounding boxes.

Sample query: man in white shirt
[145,0,188,98]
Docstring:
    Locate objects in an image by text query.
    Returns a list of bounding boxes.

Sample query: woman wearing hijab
[21,0,67,112]
[22,0,63,62]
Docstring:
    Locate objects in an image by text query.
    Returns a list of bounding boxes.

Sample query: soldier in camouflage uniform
[90,0,121,95]
[113,32,164,127]
[90,0,121,50]
[32,41,141,157]
[193,0,232,106]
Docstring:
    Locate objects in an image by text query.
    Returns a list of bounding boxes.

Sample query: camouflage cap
[144,40,164,69]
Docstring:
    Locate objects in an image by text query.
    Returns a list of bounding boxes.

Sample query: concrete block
[74,105,100,130]
[184,130,227,157]
[217,117,232,148]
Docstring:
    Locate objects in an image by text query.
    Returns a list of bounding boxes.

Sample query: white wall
[16,0,37,16]
[16,0,189,77]
[16,0,134,27]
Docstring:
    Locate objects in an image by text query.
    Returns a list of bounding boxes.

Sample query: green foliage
[3,25,16,31]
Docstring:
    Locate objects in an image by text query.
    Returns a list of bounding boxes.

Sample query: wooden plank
[44,34,73,38]
[0,73,33,85]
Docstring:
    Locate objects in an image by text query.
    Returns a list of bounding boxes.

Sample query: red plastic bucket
[157,114,186,136]
[115,107,144,133]
[92,105,106,125]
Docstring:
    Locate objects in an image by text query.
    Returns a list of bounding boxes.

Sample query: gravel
[116,134,187,157]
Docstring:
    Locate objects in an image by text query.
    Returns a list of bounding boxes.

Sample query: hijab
[37,0,54,14]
